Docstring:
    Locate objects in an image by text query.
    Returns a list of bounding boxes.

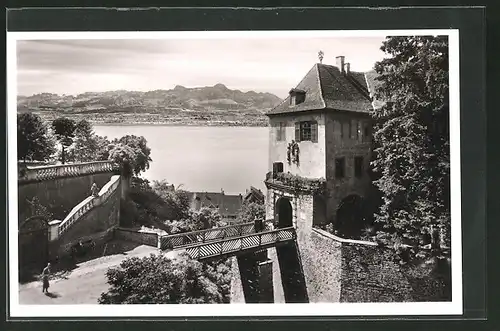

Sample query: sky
[16,36,387,99]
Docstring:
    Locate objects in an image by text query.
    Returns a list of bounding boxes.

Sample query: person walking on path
[41,263,51,293]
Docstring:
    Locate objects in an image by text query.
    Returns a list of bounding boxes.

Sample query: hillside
[17,84,282,126]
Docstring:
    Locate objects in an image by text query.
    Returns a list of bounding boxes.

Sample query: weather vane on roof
[318,50,324,64]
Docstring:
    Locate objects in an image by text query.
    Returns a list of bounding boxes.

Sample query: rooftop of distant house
[267,56,381,116]
[243,186,265,203]
[187,190,243,216]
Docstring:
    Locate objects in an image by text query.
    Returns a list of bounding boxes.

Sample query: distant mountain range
[17,84,282,114]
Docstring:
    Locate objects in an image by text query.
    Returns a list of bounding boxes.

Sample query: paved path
[19,245,179,305]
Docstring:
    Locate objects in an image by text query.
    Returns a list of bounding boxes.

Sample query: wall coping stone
[19,161,119,184]
[312,228,378,247]
[115,227,163,235]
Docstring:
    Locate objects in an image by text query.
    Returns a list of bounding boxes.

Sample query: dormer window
[289,88,306,106]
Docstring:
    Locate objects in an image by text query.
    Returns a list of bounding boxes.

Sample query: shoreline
[90,122,269,127]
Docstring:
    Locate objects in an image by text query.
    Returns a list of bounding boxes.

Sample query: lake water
[93,125,269,195]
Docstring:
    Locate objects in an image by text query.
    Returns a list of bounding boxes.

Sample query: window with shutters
[335,157,346,178]
[341,121,349,139]
[354,156,363,178]
[357,121,362,141]
[295,121,318,142]
[276,122,286,141]
[351,120,357,139]
[363,124,371,142]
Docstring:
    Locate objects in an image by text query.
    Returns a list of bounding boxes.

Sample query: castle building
[264,56,377,237]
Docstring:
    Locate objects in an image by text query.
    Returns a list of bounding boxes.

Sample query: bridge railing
[159,220,273,250]
[58,175,121,236]
[184,226,296,260]
[19,161,119,183]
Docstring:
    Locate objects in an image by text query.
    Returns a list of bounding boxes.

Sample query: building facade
[264,56,376,237]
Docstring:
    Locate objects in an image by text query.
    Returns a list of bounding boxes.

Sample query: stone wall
[50,184,120,259]
[229,225,449,304]
[18,172,114,223]
[339,241,414,302]
[50,228,115,261]
[299,229,343,302]
[268,113,327,179]
[230,256,246,303]
[114,227,159,247]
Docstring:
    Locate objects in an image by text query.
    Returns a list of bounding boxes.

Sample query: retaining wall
[114,227,160,247]
[18,161,118,223]
[230,227,451,303]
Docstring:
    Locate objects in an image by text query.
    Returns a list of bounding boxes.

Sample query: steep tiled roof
[267,63,373,115]
[243,186,265,203]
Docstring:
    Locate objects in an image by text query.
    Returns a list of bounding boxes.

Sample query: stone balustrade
[19,161,119,184]
[57,175,121,237]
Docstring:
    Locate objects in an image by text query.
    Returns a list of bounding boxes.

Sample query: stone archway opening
[276,197,293,228]
[19,215,50,281]
[336,194,365,239]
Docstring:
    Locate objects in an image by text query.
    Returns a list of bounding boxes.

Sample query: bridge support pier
[237,250,274,303]
[276,242,309,303]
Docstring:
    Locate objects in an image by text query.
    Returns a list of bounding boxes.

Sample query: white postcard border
[7,29,462,317]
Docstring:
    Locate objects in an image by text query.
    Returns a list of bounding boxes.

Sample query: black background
[3,4,496,331]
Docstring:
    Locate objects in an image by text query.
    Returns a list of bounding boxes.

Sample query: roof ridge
[315,63,327,109]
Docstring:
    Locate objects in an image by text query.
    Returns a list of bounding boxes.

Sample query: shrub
[99,253,232,304]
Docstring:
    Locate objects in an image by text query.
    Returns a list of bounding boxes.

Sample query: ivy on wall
[272,172,326,195]
[287,140,300,166]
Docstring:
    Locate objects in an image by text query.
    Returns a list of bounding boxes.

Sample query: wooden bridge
[159,221,297,260]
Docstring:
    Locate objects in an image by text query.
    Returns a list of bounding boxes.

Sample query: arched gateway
[276,197,293,228]
[19,216,50,276]
[336,194,366,238]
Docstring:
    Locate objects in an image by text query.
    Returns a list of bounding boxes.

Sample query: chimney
[345,62,350,75]
[336,56,345,73]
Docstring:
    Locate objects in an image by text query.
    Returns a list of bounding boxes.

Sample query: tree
[52,117,77,164]
[370,36,450,257]
[237,201,265,224]
[95,135,112,161]
[99,253,232,304]
[67,119,100,162]
[25,196,53,220]
[111,135,152,176]
[152,180,191,220]
[17,113,56,163]
[190,207,226,230]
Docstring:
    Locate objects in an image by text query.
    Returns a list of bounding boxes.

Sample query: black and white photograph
[7,29,461,317]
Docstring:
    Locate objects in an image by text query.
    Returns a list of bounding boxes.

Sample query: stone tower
[264,56,375,238]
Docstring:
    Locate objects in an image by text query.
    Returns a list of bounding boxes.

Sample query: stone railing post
[48,220,62,241]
